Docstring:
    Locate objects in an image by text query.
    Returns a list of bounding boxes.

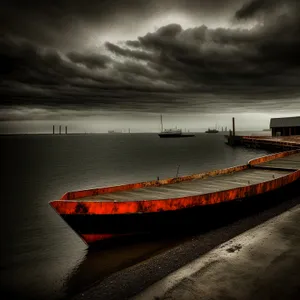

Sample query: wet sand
[70,181,300,300]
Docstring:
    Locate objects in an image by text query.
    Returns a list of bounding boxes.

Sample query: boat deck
[74,152,300,202]
[78,169,289,202]
[254,153,300,170]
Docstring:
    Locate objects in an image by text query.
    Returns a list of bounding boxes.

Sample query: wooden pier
[226,135,300,150]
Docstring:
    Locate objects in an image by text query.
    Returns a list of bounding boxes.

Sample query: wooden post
[176,165,180,177]
[232,117,235,136]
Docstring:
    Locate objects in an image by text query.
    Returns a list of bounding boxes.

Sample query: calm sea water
[0,133,270,300]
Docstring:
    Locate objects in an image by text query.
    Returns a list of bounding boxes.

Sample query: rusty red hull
[49,150,300,245]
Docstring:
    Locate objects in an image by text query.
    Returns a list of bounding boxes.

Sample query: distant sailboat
[158,115,195,138]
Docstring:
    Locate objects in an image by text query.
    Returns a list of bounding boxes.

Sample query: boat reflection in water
[62,233,186,298]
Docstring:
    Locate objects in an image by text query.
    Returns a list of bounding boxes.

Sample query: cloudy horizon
[1,0,300,133]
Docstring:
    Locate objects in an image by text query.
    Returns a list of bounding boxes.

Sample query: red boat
[49,150,300,246]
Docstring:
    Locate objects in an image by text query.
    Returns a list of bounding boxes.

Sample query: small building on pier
[270,116,300,136]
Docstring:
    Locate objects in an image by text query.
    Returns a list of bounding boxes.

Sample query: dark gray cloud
[1,0,300,121]
[235,0,274,19]
[0,0,244,48]
[105,42,153,61]
[235,0,299,19]
[67,52,111,69]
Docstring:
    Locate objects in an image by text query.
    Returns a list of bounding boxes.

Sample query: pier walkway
[226,135,300,150]
[243,135,300,149]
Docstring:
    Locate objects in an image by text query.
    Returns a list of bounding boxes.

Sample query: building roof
[270,116,300,128]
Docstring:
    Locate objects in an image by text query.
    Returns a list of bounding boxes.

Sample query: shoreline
[0,130,270,136]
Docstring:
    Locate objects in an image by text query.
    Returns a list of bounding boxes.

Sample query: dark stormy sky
[1,0,300,133]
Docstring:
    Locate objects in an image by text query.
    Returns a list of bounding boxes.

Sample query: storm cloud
[1,0,300,124]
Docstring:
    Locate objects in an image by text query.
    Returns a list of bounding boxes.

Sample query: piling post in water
[65,126,68,135]
[53,125,55,135]
[59,125,61,135]
[232,117,235,136]
[176,165,180,178]
[160,115,163,132]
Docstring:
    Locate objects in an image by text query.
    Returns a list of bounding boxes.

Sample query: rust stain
[75,202,89,214]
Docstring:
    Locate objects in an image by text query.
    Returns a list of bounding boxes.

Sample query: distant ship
[205,128,219,134]
[108,130,122,134]
[158,115,195,138]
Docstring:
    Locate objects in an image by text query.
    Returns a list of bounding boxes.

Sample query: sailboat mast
[160,114,163,132]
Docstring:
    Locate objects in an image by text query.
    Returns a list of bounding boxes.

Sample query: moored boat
[205,128,219,133]
[49,150,300,246]
[158,115,195,138]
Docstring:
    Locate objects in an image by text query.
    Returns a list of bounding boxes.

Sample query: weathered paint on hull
[248,149,300,165]
[49,171,300,216]
[49,150,300,245]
